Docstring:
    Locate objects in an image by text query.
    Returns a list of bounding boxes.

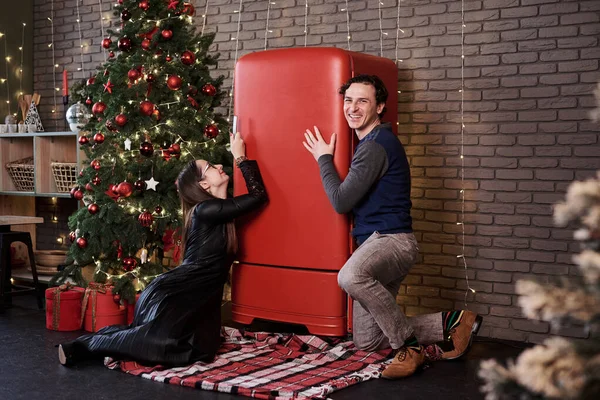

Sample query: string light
[97,0,107,62]
[378,1,385,57]
[227,0,243,123]
[264,1,275,50]
[459,0,474,305]
[19,23,25,100]
[2,32,11,115]
[48,3,58,125]
[341,1,351,50]
[201,0,210,36]
[75,0,86,77]
[395,0,404,64]
[303,0,309,46]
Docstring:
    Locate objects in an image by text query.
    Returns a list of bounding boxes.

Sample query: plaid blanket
[105,327,392,399]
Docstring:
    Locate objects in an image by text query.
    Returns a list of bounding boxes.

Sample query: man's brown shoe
[381,345,425,379]
[441,310,483,360]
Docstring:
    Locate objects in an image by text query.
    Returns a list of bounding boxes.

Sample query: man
[303,74,482,379]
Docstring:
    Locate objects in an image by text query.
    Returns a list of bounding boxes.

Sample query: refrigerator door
[233,48,354,271]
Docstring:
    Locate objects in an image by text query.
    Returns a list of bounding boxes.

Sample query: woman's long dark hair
[176,160,237,256]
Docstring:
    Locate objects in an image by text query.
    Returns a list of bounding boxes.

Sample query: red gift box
[125,293,142,325]
[82,283,126,332]
[45,284,85,331]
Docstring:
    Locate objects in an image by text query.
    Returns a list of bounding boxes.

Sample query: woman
[58,132,267,367]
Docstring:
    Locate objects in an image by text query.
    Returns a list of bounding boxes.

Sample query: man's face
[342,83,385,133]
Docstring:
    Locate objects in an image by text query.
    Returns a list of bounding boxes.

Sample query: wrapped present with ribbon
[125,293,142,325]
[81,282,126,332]
[45,282,85,331]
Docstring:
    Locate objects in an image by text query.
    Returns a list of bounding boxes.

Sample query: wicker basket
[35,250,67,268]
[51,162,78,193]
[5,157,34,191]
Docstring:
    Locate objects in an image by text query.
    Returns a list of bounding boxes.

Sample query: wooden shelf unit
[1,132,82,252]
[0,131,82,196]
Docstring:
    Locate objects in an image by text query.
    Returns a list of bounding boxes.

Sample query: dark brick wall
[31,0,600,343]
[35,197,77,251]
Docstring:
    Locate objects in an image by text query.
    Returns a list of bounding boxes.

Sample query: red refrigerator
[232,47,398,336]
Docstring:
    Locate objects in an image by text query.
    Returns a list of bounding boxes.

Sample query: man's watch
[235,156,248,167]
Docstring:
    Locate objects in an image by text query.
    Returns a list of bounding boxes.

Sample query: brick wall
[32,0,600,343]
[35,197,77,251]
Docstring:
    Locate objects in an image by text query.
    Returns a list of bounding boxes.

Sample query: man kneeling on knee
[303,74,483,379]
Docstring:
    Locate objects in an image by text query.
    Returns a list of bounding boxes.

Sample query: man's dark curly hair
[338,74,388,118]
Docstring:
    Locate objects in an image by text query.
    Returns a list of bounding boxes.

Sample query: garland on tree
[51,0,230,303]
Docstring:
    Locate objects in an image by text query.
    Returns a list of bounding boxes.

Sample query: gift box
[82,283,126,332]
[45,284,85,331]
[125,293,142,325]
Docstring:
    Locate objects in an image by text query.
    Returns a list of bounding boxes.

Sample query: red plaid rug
[105,327,392,399]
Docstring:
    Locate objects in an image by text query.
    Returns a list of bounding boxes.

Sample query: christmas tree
[51,0,230,302]
[479,83,600,399]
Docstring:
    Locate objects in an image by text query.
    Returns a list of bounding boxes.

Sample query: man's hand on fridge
[302,126,336,162]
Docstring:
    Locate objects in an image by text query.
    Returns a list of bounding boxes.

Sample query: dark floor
[0,296,528,400]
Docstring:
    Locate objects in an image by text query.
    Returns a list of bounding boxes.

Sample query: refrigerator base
[231,263,347,337]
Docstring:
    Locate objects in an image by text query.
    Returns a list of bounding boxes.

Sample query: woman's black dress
[70,160,267,366]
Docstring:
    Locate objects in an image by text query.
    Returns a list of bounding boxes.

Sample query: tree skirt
[105,327,392,399]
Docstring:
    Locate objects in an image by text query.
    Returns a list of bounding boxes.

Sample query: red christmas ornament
[121,9,131,21]
[118,37,132,52]
[113,294,121,303]
[186,95,198,109]
[180,50,195,65]
[128,68,141,82]
[87,77,96,86]
[92,175,102,185]
[134,179,147,191]
[78,135,89,145]
[70,186,80,197]
[140,100,154,116]
[155,206,163,214]
[141,39,151,50]
[101,38,112,49]
[73,189,84,200]
[117,182,133,197]
[85,182,94,192]
[107,184,120,199]
[103,79,114,93]
[76,237,88,249]
[109,51,115,58]
[204,124,219,139]
[183,2,195,15]
[139,141,154,157]
[105,120,118,132]
[169,143,181,159]
[88,203,99,215]
[93,132,105,144]
[138,211,154,227]
[122,257,138,271]
[167,1,180,11]
[152,108,161,121]
[165,55,173,62]
[85,97,93,105]
[146,73,155,83]
[115,114,128,126]
[161,141,171,161]
[92,101,107,115]
[201,83,217,96]
[138,0,150,11]
[90,159,101,170]
[167,75,182,90]
[161,29,173,40]
[68,231,76,243]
